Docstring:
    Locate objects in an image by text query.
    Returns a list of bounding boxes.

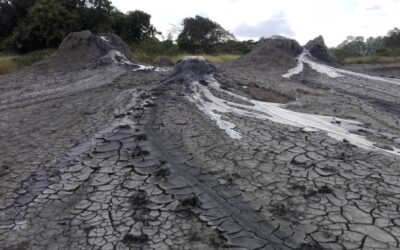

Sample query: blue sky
[112,0,400,46]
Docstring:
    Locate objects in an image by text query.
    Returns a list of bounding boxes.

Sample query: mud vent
[130,191,148,207]
[131,146,150,158]
[181,195,200,208]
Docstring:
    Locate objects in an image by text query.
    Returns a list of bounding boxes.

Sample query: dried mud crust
[1,51,400,250]
[0,65,165,211]
[153,86,400,249]
[0,90,225,250]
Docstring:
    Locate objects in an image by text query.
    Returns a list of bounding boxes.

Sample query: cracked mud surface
[1,51,400,249]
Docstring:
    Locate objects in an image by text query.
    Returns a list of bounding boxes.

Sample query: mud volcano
[171,56,217,81]
[304,35,337,65]
[34,30,136,71]
[231,36,302,68]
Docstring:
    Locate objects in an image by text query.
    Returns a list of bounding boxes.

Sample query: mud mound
[304,36,336,65]
[171,56,217,81]
[230,36,302,68]
[34,30,136,71]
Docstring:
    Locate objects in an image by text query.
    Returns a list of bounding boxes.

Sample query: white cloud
[366,4,381,11]
[112,0,400,47]
[234,12,295,38]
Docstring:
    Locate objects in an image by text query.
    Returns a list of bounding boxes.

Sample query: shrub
[13,49,54,67]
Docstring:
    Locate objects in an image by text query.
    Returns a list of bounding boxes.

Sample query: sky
[112,0,400,47]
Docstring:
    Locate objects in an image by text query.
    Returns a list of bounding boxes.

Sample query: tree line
[331,28,400,62]
[0,0,255,54]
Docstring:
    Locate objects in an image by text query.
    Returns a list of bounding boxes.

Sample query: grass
[343,56,400,65]
[1,48,239,76]
[0,49,54,75]
[0,55,19,75]
[133,53,241,65]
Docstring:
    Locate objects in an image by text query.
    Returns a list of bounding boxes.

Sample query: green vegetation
[0,55,18,75]
[342,56,400,65]
[332,28,400,64]
[0,0,255,74]
[0,49,53,74]
[177,15,234,53]
[130,36,246,64]
[0,0,158,53]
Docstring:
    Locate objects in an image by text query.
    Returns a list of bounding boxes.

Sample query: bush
[12,49,54,67]
[131,38,180,63]
[177,15,234,53]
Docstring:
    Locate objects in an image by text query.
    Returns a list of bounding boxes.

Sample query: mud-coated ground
[1,35,400,250]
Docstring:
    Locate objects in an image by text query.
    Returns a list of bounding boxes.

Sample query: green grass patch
[13,49,54,67]
[0,49,54,75]
[343,56,400,65]
[130,38,241,65]
[0,55,18,75]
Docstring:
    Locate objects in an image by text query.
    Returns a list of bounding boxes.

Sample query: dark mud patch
[154,168,171,178]
[131,190,148,208]
[246,84,295,103]
[131,146,150,159]
[317,185,333,194]
[180,195,201,208]
[122,233,149,246]
[298,242,324,250]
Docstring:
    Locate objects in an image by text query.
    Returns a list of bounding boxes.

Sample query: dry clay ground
[1,32,400,250]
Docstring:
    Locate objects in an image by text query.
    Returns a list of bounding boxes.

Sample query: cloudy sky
[112,0,400,47]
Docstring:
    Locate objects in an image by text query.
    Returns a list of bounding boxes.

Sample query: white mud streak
[188,76,400,156]
[283,50,400,86]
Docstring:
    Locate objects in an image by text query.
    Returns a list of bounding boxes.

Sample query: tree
[59,0,113,11]
[0,0,37,40]
[384,27,400,50]
[177,15,235,53]
[8,0,78,52]
[0,1,15,40]
[60,0,114,33]
[112,10,158,43]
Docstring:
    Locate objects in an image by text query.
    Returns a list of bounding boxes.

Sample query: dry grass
[343,56,400,65]
[0,55,19,75]
[0,50,54,76]
[1,50,238,75]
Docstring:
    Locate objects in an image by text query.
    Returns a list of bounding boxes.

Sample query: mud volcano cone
[304,36,337,65]
[171,56,217,81]
[231,36,302,69]
[34,30,136,72]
